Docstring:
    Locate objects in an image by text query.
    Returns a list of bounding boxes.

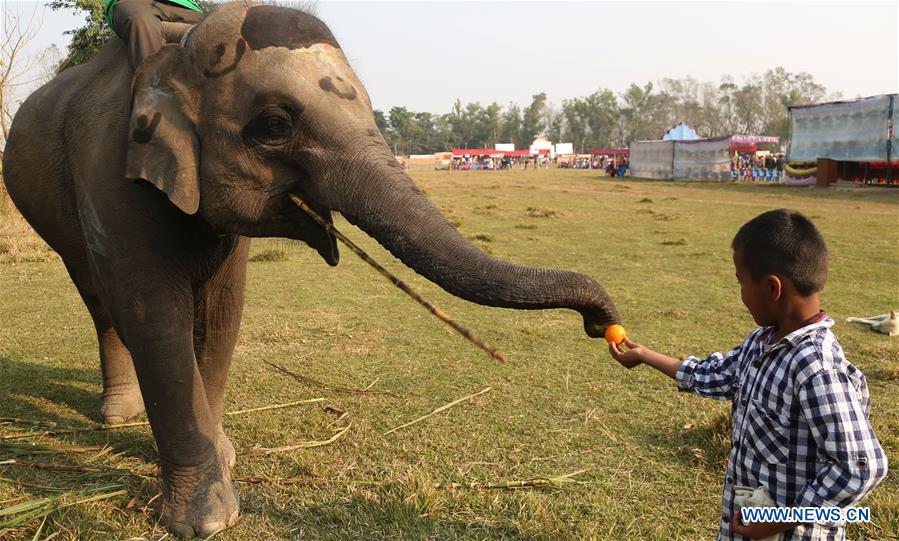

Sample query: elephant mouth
[285,188,339,266]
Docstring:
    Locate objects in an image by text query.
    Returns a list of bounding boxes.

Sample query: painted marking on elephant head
[240,5,339,51]
[318,76,357,101]
[203,38,246,78]
[133,112,162,144]
[210,43,226,66]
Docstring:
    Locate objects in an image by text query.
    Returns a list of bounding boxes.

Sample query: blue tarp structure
[662,123,700,141]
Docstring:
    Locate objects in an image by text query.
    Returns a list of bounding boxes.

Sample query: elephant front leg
[193,236,250,471]
[126,325,240,538]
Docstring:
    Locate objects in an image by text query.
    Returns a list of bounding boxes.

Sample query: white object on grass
[846,311,898,337]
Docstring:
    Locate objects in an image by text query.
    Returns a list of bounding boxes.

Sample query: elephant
[2,2,620,537]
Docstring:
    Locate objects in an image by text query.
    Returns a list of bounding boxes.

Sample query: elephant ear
[125,45,201,215]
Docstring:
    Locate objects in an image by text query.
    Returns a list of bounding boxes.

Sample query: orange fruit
[604,325,627,345]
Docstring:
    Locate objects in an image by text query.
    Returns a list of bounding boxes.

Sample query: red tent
[731,144,758,153]
[452,149,499,156]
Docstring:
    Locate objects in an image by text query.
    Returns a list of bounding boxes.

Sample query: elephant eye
[243,105,295,145]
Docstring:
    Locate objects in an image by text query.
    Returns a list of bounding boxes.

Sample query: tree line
[378,68,835,155]
[3,2,838,167]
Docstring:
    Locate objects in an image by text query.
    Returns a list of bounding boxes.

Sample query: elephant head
[124,2,620,336]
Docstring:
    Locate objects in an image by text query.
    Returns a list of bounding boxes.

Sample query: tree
[500,104,522,148]
[619,82,654,143]
[387,106,415,154]
[582,89,619,149]
[561,97,588,153]
[50,0,215,71]
[543,103,563,143]
[373,109,391,139]
[49,0,109,71]
[483,102,502,149]
[520,92,547,147]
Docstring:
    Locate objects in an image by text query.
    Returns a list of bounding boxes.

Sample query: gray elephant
[3,2,620,537]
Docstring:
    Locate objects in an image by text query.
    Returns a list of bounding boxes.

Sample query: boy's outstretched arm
[610,332,754,401]
[608,338,682,379]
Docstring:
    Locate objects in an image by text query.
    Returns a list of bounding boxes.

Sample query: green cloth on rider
[104,0,203,30]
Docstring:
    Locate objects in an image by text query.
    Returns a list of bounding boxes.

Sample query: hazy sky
[4,1,898,113]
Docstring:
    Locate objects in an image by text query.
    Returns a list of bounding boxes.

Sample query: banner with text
[630,140,674,179]
[673,137,732,180]
[788,95,893,162]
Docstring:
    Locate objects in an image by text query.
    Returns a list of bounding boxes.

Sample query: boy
[105,0,204,70]
[609,209,888,540]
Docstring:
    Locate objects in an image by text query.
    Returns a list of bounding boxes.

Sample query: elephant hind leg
[97,324,145,424]
[68,264,145,424]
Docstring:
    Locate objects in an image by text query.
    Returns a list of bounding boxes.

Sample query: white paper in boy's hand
[734,485,782,541]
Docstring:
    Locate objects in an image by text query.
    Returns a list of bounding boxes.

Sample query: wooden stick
[223,398,324,416]
[289,194,506,363]
[263,360,396,396]
[383,387,491,435]
[243,423,351,457]
[433,468,588,490]
[3,460,122,474]
[232,469,588,491]
[0,399,324,441]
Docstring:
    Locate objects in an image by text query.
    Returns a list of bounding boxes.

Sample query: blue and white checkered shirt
[676,314,888,541]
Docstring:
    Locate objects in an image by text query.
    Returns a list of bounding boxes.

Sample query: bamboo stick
[289,194,506,363]
[0,398,324,441]
[263,360,395,396]
[232,469,588,491]
[433,469,588,489]
[383,387,491,435]
[243,423,351,457]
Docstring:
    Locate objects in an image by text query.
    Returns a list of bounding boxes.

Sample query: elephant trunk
[319,148,621,338]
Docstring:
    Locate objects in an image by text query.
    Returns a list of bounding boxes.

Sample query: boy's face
[733,249,778,327]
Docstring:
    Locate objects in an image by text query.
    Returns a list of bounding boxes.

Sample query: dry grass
[0,199,55,264]
[1,171,897,540]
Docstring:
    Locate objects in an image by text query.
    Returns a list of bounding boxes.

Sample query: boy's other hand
[731,513,797,539]
[608,337,648,368]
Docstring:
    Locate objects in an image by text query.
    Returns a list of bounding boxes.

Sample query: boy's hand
[731,513,797,539]
[608,337,649,368]
[608,337,683,380]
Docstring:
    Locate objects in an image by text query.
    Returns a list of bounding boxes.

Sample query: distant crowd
[557,156,629,177]
[451,155,629,176]
[732,152,785,181]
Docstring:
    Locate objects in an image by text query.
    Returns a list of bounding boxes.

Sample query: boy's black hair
[732,209,828,296]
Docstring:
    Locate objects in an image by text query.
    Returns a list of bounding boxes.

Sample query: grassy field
[1,171,897,540]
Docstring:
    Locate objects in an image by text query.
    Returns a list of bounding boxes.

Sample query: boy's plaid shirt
[676,314,888,541]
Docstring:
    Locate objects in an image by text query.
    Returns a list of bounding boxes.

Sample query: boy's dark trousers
[112,0,204,70]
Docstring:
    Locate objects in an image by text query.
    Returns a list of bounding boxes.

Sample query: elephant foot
[99,383,145,424]
[159,454,240,538]
[216,425,236,470]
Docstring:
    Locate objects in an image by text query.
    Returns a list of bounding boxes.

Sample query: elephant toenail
[198,521,226,537]
[169,522,196,538]
[228,509,240,526]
